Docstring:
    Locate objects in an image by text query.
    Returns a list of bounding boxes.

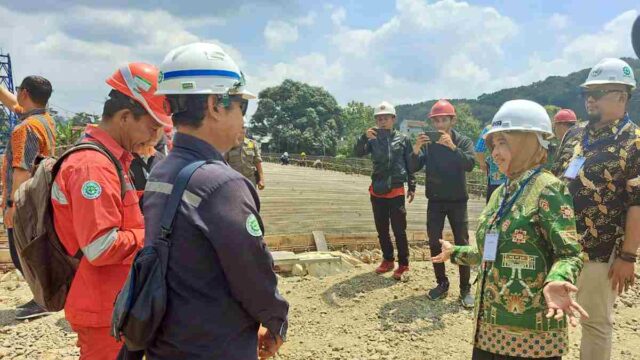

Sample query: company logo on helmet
[493,120,502,127]
[591,68,602,77]
[380,105,386,110]
[623,66,632,78]
[158,71,164,83]
[181,82,195,90]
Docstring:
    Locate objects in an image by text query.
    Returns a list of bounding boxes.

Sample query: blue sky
[0,0,638,118]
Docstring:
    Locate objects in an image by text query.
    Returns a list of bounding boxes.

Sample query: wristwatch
[619,251,638,263]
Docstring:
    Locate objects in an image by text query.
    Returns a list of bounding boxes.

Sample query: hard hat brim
[633,15,640,58]
[232,89,257,100]
[483,127,553,140]
[580,80,636,90]
[374,111,396,117]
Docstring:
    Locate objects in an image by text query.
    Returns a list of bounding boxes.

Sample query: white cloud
[548,13,569,30]
[295,11,317,26]
[506,10,639,89]
[326,0,518,103]
[251,53,344,90]
[264,20,299,51]
[0,5,241,115]
[331,7,346,26]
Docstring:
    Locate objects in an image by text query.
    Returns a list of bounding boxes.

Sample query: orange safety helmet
[429,99,456,118]
[553,109,577,123]
[106,62,172,127]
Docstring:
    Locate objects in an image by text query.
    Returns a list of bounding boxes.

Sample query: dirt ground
[0,261,638,360]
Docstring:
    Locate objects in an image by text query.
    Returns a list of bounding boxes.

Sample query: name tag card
[483,231,499,262]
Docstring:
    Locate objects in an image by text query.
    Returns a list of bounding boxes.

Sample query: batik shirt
[551,115,640,262]
[2,109,55,211]
[451,169,584,358]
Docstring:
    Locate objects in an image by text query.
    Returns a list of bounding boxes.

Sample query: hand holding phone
[424,130,442,143]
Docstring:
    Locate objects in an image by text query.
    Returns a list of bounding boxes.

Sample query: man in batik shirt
[551,58,640,360]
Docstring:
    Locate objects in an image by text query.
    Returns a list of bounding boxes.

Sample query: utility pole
[0,52,17,144]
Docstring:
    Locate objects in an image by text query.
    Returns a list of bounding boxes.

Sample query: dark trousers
[472,347,561,360]
[370,195,409,266]
[486,183,501,203]
[7,228,23,274]
[427,200,470,291]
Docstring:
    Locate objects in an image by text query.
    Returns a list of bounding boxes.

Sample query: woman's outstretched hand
[543,281,589,327]
[431,239,453,263]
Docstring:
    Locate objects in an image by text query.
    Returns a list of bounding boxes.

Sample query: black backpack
[111,160,208,351]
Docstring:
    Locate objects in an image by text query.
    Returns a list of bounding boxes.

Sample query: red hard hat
[106,62,172,127]
[429,99,456,118]
[553,109,577,123]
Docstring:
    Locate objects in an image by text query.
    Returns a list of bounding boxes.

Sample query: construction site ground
[0,163,638,359]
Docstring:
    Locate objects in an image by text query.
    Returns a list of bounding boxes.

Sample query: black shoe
[15,301,52,320]
[16,299,37,309]
[427,283,449,300]
[460,290,475,309]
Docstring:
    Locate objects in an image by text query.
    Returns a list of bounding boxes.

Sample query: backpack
[12,142,126,312]
[111,160,208,351]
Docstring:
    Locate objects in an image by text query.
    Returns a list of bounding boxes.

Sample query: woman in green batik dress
[433,100,589,360]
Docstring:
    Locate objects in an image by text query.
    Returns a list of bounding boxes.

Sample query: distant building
[400,120,426,137]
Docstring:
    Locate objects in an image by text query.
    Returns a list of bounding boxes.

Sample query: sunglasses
[230,95,249,116]
[581,89,625,100]
[163,94,249,116]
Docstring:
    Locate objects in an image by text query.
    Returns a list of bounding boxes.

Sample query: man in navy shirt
[143,43,288,360]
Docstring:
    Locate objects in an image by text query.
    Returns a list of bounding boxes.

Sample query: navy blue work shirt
[143,133,289,360]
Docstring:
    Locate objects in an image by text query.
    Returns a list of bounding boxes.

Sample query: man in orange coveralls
[51,63,171,360]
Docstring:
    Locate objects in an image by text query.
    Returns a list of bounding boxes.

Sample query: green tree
[453,103,482,141]
[544,105,561,120]
[69,112,99,126]
[55,120,83,147]
[251,80,343,156]
[337,101,374,156]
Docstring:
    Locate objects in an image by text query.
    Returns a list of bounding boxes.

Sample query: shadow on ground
[0,309,17,326]
[378,294,464,332]
[321,272,397,306]
[55,317,74,333]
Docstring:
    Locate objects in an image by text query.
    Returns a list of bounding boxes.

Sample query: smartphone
[424,130,442,143]
[376,128,391,139]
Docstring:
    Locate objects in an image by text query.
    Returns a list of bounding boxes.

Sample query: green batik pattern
[451,170,585,357]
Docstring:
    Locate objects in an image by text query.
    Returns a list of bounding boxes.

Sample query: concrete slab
[312,231,329,251]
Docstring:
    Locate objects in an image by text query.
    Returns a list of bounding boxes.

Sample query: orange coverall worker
[52,125,144,359]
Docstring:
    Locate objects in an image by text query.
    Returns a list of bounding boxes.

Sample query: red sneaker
[375,260,395,274]
[392,265,409,280]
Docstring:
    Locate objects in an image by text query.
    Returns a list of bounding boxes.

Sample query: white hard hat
[156,42,256,99]
[581,58,636,90]
[374,101,396,117]
[484,100,553,147]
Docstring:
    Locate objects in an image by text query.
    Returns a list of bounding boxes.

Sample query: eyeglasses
[581,89,625,100]
[229,95,248,116]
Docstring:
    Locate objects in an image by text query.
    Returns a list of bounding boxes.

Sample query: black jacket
[355,130,416,194]
[409,129,475,202]
[143,133,288,360]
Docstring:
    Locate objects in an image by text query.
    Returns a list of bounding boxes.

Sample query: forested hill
[396,58,640,126]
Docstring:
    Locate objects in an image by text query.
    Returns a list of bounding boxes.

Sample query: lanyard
[581,114,629,153]
[488,167,542,231]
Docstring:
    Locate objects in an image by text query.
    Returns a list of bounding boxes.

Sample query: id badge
[483,231,499,262]
[563,156,586,180]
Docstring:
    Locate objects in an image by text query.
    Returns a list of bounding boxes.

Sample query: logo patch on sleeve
[246,214,263,237]
[81,181,102,200]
